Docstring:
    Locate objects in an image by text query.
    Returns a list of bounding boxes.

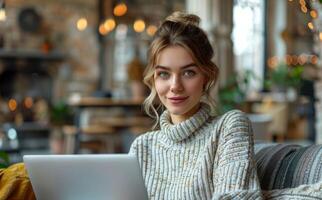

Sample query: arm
[262,182,322,199]
[211,110,322,200]
[212,110,263,200]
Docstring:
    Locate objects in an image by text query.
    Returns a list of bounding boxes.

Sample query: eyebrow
[155,63,197,70]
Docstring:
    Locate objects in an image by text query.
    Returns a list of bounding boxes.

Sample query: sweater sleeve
[211,110,322,200]
[211,110,264,200]
[262,181,322,199]
[128,135,139,156]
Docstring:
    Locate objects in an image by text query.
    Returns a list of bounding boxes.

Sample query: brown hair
[143,11,219,127]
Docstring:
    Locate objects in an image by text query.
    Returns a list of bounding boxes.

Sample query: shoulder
[215,109,251,130]
[215,109,253,141]
[220,109,249,124]
[129,130,160,154]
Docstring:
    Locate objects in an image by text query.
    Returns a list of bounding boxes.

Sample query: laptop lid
[24,154,148,200]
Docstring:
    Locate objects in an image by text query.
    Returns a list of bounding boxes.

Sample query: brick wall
[0,0,99,100]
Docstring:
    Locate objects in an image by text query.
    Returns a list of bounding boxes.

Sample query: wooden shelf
[68,97,143,108]
[0,49,66,61]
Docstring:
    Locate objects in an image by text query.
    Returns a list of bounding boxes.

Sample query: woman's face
[154,45,206,124]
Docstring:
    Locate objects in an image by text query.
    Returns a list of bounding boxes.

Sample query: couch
[0,143,321,200]
[254,143,322,190]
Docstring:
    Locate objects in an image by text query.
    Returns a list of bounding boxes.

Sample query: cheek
[186,78,205,94]
[154,80,168,97]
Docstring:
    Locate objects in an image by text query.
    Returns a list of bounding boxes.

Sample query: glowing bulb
[24,97,33,109]
[310,10,318,18]
[99,24,108,35]
[308,22,314,30]
[104,18,116,32]
[77,18,88,31]
[146,25,157,36]
[298,54,307,65]
[267,57,278,69]
[0,8,6,21]
[319,32,322,41]
[292,55,298,65]
[8,99,17,112]
[285,55,292,65]
[133,19,145,33]
[301,6,307,13]
[113,3,127,17]
[311,55,318,64]
[8,128,17,140]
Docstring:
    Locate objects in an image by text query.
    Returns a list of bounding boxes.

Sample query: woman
[129,12,321,200]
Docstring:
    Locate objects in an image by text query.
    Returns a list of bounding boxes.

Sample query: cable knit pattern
[129,104,322,200]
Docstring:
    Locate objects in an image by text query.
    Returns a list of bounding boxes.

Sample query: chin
[167,105,191,116]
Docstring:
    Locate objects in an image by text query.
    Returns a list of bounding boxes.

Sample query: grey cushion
[254,143,322,190]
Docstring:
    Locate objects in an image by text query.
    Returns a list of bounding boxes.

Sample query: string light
[8,99,17,112]
[298,54,307,65]
[24,97,33,109]
[146,25,157,36]
[310,10,318,18]
[267,56,278,69]
[0,1,5,22]
[308,22,314,30]
[77,18,88,31]
[113,3,127,17]
[291,55,298,65]
[311,55,318,65]
[285,55,292,65]
[99,23,109,35]
[133,19,145,33]
[103,18,116,32]
[301,6,308,13]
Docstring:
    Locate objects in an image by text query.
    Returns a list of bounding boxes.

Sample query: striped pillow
[254,143,322,190]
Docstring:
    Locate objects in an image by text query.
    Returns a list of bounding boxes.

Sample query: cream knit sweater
[129,104,322,199]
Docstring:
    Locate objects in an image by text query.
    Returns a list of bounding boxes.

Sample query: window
[232,0,265,90]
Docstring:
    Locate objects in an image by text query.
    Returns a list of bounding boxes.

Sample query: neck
[170,103,201,124]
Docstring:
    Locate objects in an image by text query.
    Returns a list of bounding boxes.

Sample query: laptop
[24,154,149,200]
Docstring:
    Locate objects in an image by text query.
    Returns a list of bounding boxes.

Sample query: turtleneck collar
[159,103,211,143]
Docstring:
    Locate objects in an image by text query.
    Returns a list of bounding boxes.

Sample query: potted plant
[218,70,255,114]
[265,63,304,93]
[50,101,73,154]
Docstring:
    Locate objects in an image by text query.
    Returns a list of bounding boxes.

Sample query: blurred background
[0,0,322,163]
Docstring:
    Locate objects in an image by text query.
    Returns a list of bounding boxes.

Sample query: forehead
[156,45,194,68]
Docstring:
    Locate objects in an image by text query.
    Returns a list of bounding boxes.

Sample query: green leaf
[0,151,9,168]
[0,163,8,169]
[0,151,9,164]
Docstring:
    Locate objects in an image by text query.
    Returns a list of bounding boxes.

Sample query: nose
[170,75,183,93]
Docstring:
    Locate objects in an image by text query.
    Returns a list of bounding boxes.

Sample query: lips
[168,96,189,104]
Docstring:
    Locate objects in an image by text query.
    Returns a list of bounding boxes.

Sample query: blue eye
[158,71,170,79]
[183,70,196,77]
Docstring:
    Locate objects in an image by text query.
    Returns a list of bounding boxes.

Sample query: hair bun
[165,11,200,27]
